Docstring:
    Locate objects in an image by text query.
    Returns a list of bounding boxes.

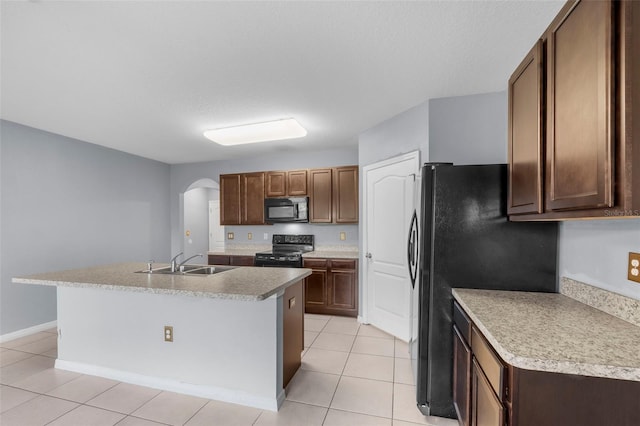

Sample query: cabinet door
[241,172,266,224]
[472,360,505,426]
[287,169,308,196]
[546,0,614,211]
[508,40,544,215]
[304,269,328,310]
[303,258,328,312]
[266,171,287,197]
[327,267,357,314]
[309,169,333,223]
[333,166,359,223]
[220,174,241,225]
[454,326,472,426]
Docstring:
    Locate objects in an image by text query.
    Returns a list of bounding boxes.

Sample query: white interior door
[209,200,225,251]
[363,152,419,342]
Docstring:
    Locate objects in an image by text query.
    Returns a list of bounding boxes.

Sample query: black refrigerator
[408,163,558,418]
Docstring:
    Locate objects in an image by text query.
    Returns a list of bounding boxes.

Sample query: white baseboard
[55,359,284,412]
[0,320,57,343]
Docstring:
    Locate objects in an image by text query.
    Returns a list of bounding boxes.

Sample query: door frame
[360,150,421,325]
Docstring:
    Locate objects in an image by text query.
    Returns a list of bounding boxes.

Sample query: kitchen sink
[137,265,237,276]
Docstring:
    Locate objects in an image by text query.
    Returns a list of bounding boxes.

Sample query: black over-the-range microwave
[264,197,309,223]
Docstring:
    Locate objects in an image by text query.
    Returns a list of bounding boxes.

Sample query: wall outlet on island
[628,252,640,284]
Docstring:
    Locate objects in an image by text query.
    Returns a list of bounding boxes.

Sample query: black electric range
[254,234,314,267]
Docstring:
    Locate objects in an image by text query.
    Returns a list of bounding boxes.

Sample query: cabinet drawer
[453,301,472,344]
[472,326,505,400]
[208,255,230,265]
[331,259,356,270]
[229,255,255,266]
[303,258,328,269]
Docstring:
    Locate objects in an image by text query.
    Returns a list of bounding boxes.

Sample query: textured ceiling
[0,1,564,164]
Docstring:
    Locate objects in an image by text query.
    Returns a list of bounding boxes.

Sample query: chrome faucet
[178,253,204,271]
[170,252,184,272]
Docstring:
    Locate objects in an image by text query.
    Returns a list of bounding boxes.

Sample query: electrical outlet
[629,252,640,283]
[164,326,173,342]
[248,232,253,240]
[227,232,234,240]
[340,232,346,241]
[263,233,269,240]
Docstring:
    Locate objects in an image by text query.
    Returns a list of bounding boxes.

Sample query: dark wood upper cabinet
[287,169,308,196]
[240,172,265,224]
[220,174,241,225]
[546,0,614,212]
[222,166,358,225]
[265,170,308,197]
[508,40,544,215]
[220,172,265,225]
[333,166,359,223]
[309,168,333,223]
[265,171,287,197]
[508,0,640,221]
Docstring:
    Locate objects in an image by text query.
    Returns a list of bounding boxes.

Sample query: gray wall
[559,219,640,300]
[183,187,218,259]
[169,146,360,255]
[0,121,171,335]
[429,91,507,165]
[358,101,429,167]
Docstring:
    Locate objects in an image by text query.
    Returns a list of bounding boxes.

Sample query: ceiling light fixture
[203,118,307,146]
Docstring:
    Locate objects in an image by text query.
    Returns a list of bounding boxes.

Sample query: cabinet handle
[365,253,372,259]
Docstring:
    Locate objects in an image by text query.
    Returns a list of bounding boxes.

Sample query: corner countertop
[13,263,311,302]
[452,288,640,382]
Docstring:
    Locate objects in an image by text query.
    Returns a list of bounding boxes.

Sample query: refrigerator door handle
[407,210,419,288]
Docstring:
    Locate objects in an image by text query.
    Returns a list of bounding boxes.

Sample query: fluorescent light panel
[204,118,307,146]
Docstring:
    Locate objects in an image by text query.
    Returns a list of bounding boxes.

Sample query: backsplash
[224,223,359,246]
[560,277,640,327]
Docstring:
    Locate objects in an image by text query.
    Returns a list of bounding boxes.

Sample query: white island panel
[56,286,285,410]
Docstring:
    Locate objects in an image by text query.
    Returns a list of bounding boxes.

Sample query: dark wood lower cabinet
[303,258,357,317]
[453,301,640,426]
[453,326,471,426]
[282,280,303,388]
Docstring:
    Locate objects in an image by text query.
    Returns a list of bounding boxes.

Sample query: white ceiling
[1,1,564,165]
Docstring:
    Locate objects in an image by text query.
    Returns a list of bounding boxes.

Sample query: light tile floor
[0,315,458,426]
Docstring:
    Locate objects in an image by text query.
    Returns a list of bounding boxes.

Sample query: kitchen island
[13,263,311,411]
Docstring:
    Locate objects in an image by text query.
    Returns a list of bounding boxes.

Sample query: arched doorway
[181,178,221,260]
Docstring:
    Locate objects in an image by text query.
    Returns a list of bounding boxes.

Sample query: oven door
[254,254,302,268]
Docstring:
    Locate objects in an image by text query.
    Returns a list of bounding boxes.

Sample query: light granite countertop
[302,250,359,259]
[14,262,311,302]
[208,248,266,256]
[452,288,640,382]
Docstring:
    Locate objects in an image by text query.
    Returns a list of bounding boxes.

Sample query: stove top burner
[254,234,314,268]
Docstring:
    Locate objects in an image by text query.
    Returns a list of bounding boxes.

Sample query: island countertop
[14,262,311,301]
[452,288,640,382]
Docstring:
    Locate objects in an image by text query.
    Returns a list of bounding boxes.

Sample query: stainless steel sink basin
[137,265,236,276]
